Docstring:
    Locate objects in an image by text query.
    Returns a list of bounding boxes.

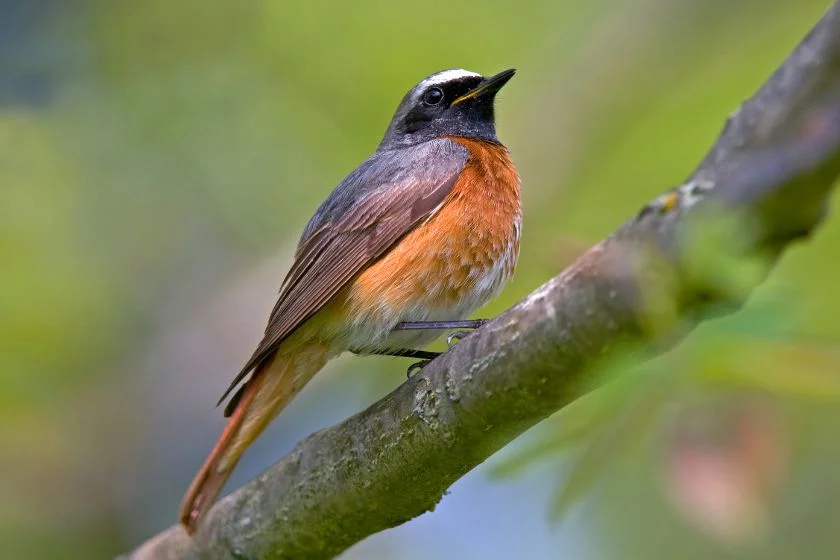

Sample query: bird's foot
[406,360,431,378]
[446,331,471,348]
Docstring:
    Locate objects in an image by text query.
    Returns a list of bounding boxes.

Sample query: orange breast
[343,137,521,328]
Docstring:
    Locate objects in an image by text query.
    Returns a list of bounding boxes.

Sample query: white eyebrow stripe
[419,69,482,89]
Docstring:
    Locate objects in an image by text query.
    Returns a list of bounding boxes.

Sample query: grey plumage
[301,138,469,242]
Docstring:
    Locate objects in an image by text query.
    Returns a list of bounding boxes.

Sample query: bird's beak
[451,68,516,106]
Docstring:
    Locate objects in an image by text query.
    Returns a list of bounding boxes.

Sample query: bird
[179,68,521,533]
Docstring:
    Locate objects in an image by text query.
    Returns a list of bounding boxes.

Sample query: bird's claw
[447,331,470,348]
[406,360,430,378]
[403,331,473,377]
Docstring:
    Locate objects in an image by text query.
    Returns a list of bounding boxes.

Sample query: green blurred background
[3,0,840,558]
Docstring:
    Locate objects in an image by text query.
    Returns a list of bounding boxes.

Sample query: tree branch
[122,2,840,558]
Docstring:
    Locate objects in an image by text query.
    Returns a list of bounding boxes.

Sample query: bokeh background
[3,0,840,558]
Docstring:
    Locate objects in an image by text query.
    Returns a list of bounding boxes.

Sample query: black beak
[451,68,516,105]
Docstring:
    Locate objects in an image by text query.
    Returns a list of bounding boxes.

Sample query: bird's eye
[423,87,444,106]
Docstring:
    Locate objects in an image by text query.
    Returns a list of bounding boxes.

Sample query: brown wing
[216,139,468,406]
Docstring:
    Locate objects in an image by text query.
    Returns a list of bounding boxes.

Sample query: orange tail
[178,370,262,532]
[179,340,329,533]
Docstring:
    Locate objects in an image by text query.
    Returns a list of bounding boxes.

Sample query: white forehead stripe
[419,69,482,88]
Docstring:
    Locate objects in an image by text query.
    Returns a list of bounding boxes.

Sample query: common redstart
[180,68,520,532]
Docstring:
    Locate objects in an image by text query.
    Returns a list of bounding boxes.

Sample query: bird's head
[380,68,515,149]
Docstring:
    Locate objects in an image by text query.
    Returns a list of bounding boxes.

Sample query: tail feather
[179,341,329,534]
[179,369,263,532]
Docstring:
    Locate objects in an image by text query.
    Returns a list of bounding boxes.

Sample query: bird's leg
[383,349,440,379]
[350,348,442,378]
[352,348,442,361]
[388,320,489,372]
[392,319,489,331]
[351,321,489,378]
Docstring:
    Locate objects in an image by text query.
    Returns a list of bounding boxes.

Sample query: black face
[379,69,515,149]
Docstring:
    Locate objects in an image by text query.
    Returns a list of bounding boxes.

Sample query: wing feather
[216,139,468,406]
